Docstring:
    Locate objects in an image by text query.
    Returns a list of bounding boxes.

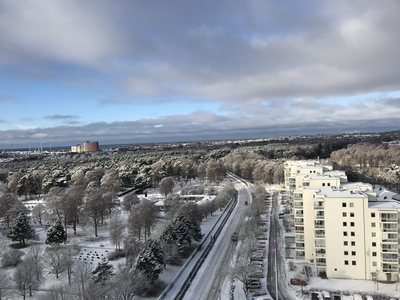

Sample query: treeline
[330,143,400,190]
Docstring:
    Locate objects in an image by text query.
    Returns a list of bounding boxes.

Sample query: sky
[1,1,400,148]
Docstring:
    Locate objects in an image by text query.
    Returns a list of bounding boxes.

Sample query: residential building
[284,160,400,282]
[70,141,99,153]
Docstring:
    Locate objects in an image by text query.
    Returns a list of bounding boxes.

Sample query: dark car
[290,278,307,286]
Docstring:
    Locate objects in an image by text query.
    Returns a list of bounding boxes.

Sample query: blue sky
[1,1,400,148]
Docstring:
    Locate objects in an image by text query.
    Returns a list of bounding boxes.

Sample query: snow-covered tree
[109,212,125,250]
[159,177,174,197]
[91,259,114,285]
[135,239,166,283]
[45,220,67,245]
[7,213,32,246]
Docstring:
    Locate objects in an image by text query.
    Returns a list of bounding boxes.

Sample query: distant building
[71,141,99,153]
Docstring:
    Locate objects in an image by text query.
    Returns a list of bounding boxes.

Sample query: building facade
[70,141,99,153]
[284,160,400,282]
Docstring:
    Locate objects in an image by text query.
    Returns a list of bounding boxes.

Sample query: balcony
[316,258,326,266]
[295,213,304,218]
[380,225,397,232]
[313,205,324,210]
[381,247,397,253]
[296,243,305,249]
[296,252,305,259]
[381,239,398,243]
[315,241,326,248]
[315,234,325,239]
[315,214,325,220]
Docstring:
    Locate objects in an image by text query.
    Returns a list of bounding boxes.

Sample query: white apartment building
[284,160,400,282]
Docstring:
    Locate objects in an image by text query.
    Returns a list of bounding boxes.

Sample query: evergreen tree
[91,259,114,284]
[7,213,32,246]
[135,239,166,283]
[45,220,67,245]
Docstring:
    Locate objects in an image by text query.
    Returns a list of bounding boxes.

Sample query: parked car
[353,294,363,300]
[290,278,307,286]
[332,294,342,300]
[247,279,261,289]
[321,291,331,300]
[311,292,323,300]
[365,295,373,300]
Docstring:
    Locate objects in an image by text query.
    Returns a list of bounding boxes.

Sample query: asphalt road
[184,180,251,300]
[267,191,295,300]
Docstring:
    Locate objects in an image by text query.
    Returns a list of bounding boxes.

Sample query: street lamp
[371,272,378,294]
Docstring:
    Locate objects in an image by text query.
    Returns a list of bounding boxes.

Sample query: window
[351,232,355,236]
[372,232,376,237]
[334,268,337,271]
[371,212,375,217]
[350,212,355,217]
[352,251,356,256]
[351,241,355,246]
[343,222,347,226]
[342,203,347,207]
[350,222,355,227]
[350,203,354,207]
[322,183,326,186]
[343,232,348,236]
[372,242,376,247]
[352,261,356,266]
[372,262,377,267]
[344,251,348,255]
[343,212,347,217]
[344,260,349,265]
[372,252,377,257]
[327,183,331,186]
[344,241,348,246]
[371,222,376,227]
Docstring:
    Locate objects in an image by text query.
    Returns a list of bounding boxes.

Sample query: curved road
[267,191,294,300]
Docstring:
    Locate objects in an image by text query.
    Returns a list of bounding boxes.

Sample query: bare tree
[0,269,13,300]
[31,203,46,226]
[159,177,174,197]
[73,260,94,300]
[14,256,41,299]
[45,245,63,279]
[81,187,108,237]
[26,245,44,284]
[61,246,78,285]
[109,212,125,250]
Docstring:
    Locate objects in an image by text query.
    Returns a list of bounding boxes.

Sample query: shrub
[1,249,24,267]
[107,250,125,261]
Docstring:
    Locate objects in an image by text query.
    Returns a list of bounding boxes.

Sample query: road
[267,191,294,300]
[183,179,251,300]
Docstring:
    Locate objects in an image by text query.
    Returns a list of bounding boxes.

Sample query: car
[353,294,363,300]
[311,292,323,300]
[365,295,373,300]
[247,279,261,289]
[321,291,331,300]
[290,278,307,286]
[332,294,342,300]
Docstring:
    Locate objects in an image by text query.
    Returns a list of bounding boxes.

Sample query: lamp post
[372,272,378,294]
